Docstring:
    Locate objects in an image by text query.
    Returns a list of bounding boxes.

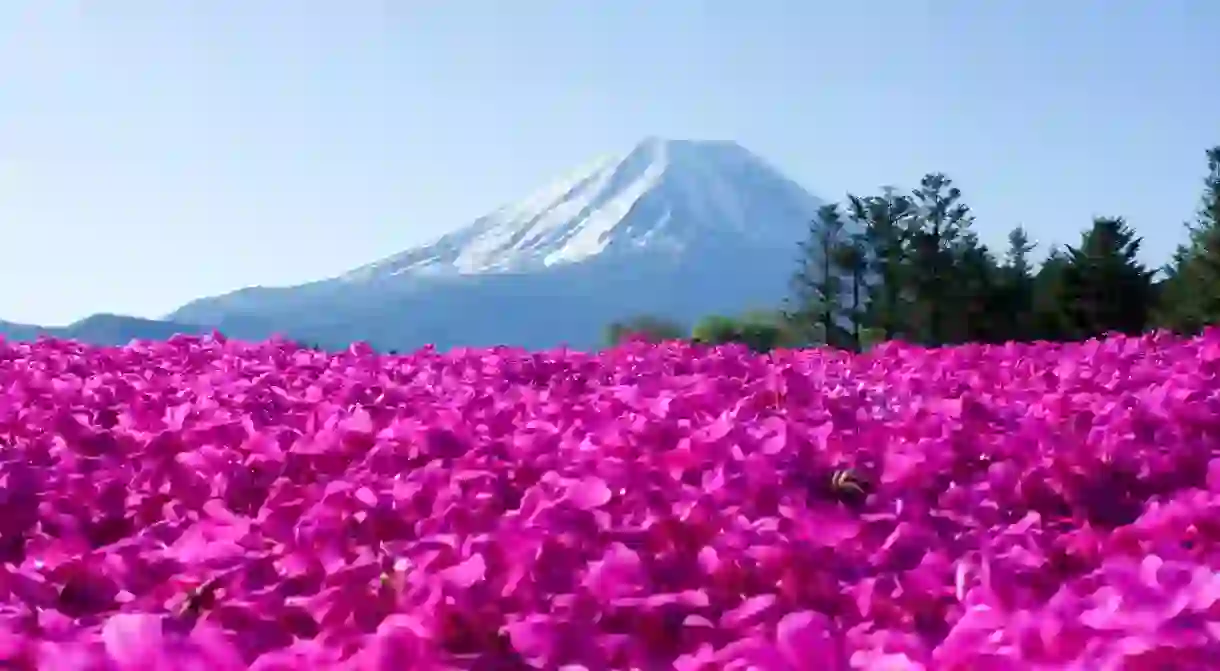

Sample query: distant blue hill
[0,314,219,347]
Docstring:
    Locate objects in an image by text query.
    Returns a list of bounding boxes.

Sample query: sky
[1,1,1217,326]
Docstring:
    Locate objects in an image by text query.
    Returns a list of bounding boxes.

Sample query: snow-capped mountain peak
[340,137,823,283]
[163,137,833,350]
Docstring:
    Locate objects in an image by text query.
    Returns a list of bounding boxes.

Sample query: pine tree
[1157,146,1220,333]
[908,173,974,346]
[995,226,1037,341]
[847,189,914,341]
[830,233,869,350]
[1004,226,1036,279]
[1031,249,1071,341]
[946,232,1001,343]
[1158,246,1201,333]
[788,203,848,345]
[1057,217,1155,339]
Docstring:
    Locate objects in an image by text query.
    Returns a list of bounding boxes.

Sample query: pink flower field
[1,332,1219,669]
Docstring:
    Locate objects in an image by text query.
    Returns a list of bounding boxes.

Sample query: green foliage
[1156,146,1220,333]
[736,318,785,353]
[691,315,743,345]
[691,313,788,353]
[1029,250,1071,340]
[906,173,976,346]
[788,204,849,344]
[1055,217,1154,338]
[603,142,1218,352]
[990,226,1038,341]
[605,315,686,345]
[1005,226,1036,278]
[848,189,914,342]
[858,327,887,351]
[945,233,1002,343]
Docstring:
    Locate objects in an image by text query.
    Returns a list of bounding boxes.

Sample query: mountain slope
[166,137,826,349]
[335,137,821,282]
[0,314,218,347]
[6,138,828,351]
[0,320,47,342]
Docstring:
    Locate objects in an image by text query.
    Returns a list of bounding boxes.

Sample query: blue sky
[1,1,1216,325]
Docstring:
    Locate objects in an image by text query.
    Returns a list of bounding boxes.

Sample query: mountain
[0,314,217,347]
[338,137,821,280]
[4,138,828,351]
[0,320,45,342]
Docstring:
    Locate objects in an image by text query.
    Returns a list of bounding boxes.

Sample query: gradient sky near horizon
[2,1,1217,325]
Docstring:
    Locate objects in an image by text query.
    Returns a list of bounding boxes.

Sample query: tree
[992,226,1038,341]
[830,233,869,350]
[1004,226,1036,279]
[847,189,915,341]
[605,315,686,345]
[908,173,975,346]
[740,309,802,349]
[1158,246,1202,333]
[736,317,785,353]
[690,314,783,352]
[691,315,742,345]
[946,231,1001,343]
[1057,217,1155,339]
[1157,146,1220,333]
[1030,249,1070,341]
[788,203,848,345]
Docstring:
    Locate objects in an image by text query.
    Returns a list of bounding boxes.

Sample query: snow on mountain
[338,137,823,283]
[163,137,830,350]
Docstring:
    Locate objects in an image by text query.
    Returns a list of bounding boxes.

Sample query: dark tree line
[784,145,1220,350]
[1156,147,1220,334]
[605,145,1220,352]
